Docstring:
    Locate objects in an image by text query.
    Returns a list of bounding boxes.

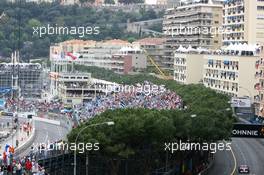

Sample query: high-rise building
[132,38,165,70]
[162,0,223,73]
[223,0,264,45]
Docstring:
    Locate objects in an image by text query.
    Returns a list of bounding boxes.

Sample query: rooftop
[133,38,165,46]
[175,44,263,56]
[166,0,223,11]
[102,39,130,45]
[53,39,130,47]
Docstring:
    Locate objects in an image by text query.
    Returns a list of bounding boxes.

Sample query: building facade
[162,1,223,73]
[223,0,264,45]
[174,53,204,84]
[203,53,258,97]
[253,47,264,117]
[173,44,262,98]
[50,39,147,74]
[133,38,165,70]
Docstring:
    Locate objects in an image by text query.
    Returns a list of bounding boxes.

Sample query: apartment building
[50,40,96,54]
[174,53,204,84]
[203,53,258,97]
[126,18,163,34]
[223,0,264,45]
[253,48,264,117]
[132,38,165,69]
[109,47,146,74]
[50,39,147,74]
[174,44,262,98]
[162,1,223,73]
[78,46,147,74]
[50,39,129,54]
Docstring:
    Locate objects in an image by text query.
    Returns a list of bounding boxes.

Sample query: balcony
[204,64,239,72]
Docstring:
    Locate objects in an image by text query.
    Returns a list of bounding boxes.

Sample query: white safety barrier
[16,127,36,152]
[33,117,60,126]
[18,113,60,126]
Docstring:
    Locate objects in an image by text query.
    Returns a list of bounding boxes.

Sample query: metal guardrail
[199,156,215,175]
[15,128,36,156]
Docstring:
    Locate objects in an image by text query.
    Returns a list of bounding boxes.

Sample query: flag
[10,146,14,154]
[5,144,10,153]
[66,52,80,61]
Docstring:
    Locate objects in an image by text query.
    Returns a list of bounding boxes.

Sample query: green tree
[127,37,136,43]
[68,109,176,175]
[0,1,163,59]
[27,18,41,28]
[69,65,234,174]
[105,0,115,4]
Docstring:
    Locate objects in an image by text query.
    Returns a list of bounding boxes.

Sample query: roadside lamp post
[73,121,115,175]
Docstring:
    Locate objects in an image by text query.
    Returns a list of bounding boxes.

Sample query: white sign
[231,97,251,108]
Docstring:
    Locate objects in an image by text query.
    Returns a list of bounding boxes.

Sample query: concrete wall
[238,56,259,97]
[132,54,147,70]
[186,54,204,84]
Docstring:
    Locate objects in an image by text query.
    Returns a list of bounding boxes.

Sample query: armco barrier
[15,127,36,156]
[18,113,60,126]
[48,112,73,131]
[33,117,60,125]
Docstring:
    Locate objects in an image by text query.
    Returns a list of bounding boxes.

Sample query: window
[257,6,264,11]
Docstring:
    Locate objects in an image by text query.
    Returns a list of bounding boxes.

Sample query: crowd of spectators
[0,157,46,175]
[5,99,63,113]
[1,81,182,174]
[76,82,182,122]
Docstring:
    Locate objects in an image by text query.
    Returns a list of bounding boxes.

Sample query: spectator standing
[25,159,32,175]
[16,162,22,175]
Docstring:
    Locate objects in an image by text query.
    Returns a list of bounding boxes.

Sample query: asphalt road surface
[15,120,69,158]
[208,138,264,175]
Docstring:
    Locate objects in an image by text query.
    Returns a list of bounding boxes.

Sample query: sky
[145,0,157,4]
